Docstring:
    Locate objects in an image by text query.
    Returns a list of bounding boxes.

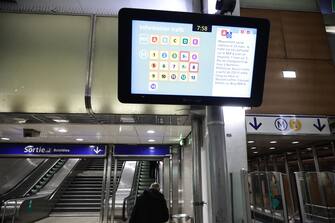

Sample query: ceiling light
[292,141,300,144]
[55,128,67,133]
[250,147,257,150]
[248,140,255,144]
[148,139,155,142]
[326,26,335,34]
[283,71,296,78]
[253,151,258,154]
[149,146,155,150]
[76,138,84,142]
[269,147,276,150]
[147,130,155,134]
[270,141,277,144]
[53,119,69,123]
[1,137,10,141]
[306,147,312,151]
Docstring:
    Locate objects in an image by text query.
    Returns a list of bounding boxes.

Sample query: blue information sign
[0,144,106,157]
[114,145,170,156]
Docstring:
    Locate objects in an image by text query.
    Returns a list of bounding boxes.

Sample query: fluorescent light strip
[283,71,296,78]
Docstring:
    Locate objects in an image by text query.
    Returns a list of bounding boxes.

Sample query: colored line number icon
[274,118,288,131]
[149,82,158,91]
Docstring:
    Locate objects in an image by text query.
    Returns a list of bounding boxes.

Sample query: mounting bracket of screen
[118,8,270,107]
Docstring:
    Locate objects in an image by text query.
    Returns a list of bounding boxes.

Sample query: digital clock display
[192,24,212,32]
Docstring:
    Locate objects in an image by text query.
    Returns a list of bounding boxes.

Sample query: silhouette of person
[129,182,169,223]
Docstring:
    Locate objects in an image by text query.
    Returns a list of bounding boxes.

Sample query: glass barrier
[248,171,295,223]
[295,171,335,223]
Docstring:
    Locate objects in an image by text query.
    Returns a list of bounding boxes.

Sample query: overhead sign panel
[0,144,106,157]
[246,115,330,135]
[114,145,170,156]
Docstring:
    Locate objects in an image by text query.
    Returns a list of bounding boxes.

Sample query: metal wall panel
[240,0,319,12]
[0,0,194,15]
[0,13,90,113]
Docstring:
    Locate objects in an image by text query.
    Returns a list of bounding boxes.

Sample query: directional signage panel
[246,115,330,135]
[114,145,170,156]
[0,144,106,157]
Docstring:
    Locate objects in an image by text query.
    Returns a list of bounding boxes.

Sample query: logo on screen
[221,30,232,38]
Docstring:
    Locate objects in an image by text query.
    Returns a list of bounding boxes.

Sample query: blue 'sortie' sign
[0,144,106,157]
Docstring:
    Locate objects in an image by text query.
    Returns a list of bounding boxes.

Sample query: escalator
[137,161,156,196]
[0,158,67,204]
[50,159,123,216]
[123,161,156,220]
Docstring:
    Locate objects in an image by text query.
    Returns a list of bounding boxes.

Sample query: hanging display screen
[118,8,270,106]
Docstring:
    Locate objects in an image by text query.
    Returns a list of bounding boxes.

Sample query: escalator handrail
[0,159,56,203]
[24,158,65,196]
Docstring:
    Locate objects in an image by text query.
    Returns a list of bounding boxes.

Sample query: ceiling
[247,133,335,158]
[0,123,191,144]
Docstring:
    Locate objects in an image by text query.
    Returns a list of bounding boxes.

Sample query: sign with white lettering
[0,144,106,157]
[246,115,330,135]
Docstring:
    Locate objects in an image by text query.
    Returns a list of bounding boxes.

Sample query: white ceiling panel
[135,125,167,137]
[0,123,190,145]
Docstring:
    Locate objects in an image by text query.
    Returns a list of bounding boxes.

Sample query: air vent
[23,129,40,137]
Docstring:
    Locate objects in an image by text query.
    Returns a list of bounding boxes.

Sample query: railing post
[99,146,108,223]
[1,201,7,223]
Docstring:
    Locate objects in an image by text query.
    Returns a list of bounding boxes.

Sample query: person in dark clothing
[129,182,169,223]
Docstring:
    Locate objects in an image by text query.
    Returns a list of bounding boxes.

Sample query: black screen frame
[118,8,270,106]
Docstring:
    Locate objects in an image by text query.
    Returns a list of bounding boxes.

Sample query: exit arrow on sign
[249,117,262,130]
[313,118,326,132]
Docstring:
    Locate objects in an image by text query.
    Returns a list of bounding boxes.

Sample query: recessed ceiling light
[149,146,155,150]
[248,141,255,144]
[147,130,155,134]
[269,147,276,150]
[250,146,257,150]
[1,137,10,141]
[292,141,300,144]
[283,71,296,78]
[148,139,155,142]
[76,138,84,142]
[306,147,312,151]
[55,128,67,133]
[253,151,258,154]
[270,141,277,144]
[53,119,69,123]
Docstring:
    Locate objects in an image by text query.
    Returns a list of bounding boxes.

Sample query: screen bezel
[118,8,270,106]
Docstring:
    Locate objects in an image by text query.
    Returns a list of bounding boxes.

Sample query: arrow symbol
[249,117,262,130]
[93,147,102,154]
[313,118,326,132]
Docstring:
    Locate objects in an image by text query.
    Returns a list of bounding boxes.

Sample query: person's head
[150,182,160,191]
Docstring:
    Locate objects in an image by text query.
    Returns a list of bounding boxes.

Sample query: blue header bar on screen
[0,144,106,157]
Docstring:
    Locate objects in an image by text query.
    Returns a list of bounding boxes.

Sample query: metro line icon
[274,118,288,131]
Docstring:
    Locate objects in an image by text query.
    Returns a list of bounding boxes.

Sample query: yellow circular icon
[289,119,302,131]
